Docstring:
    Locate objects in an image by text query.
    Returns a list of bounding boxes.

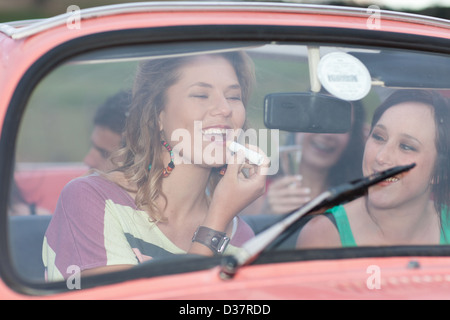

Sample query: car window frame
[1,23,450,296]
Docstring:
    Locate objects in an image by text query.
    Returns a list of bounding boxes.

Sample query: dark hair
[327,100,367,186]
[94,90,131,134]
[371,90,450,215]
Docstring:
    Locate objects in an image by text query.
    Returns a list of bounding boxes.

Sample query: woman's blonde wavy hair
[112,51,255,222]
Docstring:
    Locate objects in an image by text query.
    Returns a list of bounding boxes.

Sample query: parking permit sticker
[318,52,371,101]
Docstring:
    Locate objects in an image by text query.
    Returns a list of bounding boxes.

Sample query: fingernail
[288,182,297,189]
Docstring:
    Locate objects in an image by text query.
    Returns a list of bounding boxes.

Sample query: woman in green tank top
[297,90,450,248]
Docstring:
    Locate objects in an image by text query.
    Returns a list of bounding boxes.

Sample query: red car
[1,2,450,302]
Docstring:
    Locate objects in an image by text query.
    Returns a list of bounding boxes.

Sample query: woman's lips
[310,137,338,154]
[202,127,229,135]
[374,173,400,186]
[383,176,400,182]
[202,127,231,143]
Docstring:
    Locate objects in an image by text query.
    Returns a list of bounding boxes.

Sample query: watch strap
[192,226,230,255]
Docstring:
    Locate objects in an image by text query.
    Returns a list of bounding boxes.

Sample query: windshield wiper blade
[310,162,416,211]
[219,163,416,279]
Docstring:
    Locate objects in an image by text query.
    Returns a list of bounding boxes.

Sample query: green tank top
[326,205,450,247]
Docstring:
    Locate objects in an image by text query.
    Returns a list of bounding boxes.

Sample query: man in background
[83,90,131,171]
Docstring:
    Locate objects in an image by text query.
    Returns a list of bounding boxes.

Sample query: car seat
[8,215,52,282]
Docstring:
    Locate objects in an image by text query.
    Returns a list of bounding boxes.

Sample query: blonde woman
[43,51,268,281]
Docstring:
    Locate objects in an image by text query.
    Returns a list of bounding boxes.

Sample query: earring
[161,140,175,177]
[219,165,227,176]
[148,140,175,177]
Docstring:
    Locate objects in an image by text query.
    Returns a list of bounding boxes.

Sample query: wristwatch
[192,226,230,255]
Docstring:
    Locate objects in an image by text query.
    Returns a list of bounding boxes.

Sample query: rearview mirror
[264,92,352,133]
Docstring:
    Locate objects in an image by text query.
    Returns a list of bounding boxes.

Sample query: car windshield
[9,41,450,286]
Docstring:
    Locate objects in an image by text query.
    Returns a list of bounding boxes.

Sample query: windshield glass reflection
[9,43,450,284]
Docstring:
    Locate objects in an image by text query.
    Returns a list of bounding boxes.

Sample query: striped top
[42,174,254,282]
